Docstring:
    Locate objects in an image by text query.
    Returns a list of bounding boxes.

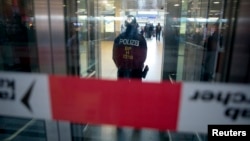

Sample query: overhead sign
[0,72,249,133]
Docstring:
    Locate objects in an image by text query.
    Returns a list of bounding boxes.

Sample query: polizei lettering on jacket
[0,78,15,100]
[119,39,140,46]
[190,90,250,121]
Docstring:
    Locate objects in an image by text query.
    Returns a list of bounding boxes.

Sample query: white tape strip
[0,72,51,119]
[178,82,250,133]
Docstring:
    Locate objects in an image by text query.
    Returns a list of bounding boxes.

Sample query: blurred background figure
[192,27,203,45]
[149,22,154,39]
[140,26,145,36]
[144,22,150,40]
[202,23,220,81]
[155,23,162,42]
[87,23,96,73]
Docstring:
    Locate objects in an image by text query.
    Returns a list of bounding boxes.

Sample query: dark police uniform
[112,15,147,80]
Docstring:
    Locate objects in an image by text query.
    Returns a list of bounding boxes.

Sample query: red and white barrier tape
[0,72,249,133]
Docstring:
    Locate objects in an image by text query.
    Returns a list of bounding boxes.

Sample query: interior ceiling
[98,0,167,11]
[98,0,222,16]
[123,0,222,13]
[123,0,222,10]
[125,0,165,10]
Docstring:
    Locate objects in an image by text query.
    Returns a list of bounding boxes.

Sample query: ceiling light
[213,1,220,4]
[174,4,180,6]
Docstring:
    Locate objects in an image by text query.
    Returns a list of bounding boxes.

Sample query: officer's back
[113,15,147,80]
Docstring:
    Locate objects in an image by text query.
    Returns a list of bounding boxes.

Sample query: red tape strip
[50,76,182,130]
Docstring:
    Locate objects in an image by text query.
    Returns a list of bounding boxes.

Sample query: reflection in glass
[0,0,38,72]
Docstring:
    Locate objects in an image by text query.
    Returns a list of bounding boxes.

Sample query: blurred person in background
[155,23,162,42]
[202,23,220,81]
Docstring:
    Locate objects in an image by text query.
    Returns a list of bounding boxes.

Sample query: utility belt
[118,65,149,79]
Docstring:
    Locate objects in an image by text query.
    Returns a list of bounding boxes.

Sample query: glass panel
[65,0,100,77]
[0,0,247,141]
[180,0,210,81]
[177,0,226,82]
[64,0,213,141]
[65,0,82,76]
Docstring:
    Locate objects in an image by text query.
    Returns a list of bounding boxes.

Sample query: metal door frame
[34,0,67,74]
[34,0,71,140]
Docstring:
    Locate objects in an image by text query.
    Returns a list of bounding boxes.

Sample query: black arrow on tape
[21,80,35,113]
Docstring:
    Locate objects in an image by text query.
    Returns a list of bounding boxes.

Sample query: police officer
[112,15,147,80]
